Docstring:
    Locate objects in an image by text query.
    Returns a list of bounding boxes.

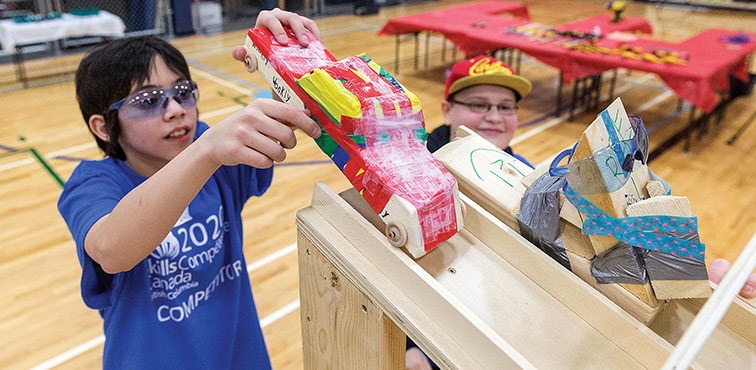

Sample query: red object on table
[554,14,653,35]
[564,29,756,112]
[459,14,654,82]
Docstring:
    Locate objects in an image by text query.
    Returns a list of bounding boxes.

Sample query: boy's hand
[203,99,320,169]
[232,8,321,62]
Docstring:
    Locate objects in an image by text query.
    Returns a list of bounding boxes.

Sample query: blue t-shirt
[58,122,274,369]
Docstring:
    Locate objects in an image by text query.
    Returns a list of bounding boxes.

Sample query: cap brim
[449,74,532,100]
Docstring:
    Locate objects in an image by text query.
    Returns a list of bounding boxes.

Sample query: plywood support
[298,183,533,368]
[298,233,405,369]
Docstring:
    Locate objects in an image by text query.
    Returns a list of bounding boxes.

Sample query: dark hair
[75,36,192,160]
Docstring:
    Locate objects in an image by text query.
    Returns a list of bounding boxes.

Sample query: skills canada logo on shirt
[146,205,244,323]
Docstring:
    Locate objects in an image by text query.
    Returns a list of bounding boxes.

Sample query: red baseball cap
[444,55,532,101]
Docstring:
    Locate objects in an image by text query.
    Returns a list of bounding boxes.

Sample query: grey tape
[591,242,648,284]
[641,230,708,280]
[516,173,571,270]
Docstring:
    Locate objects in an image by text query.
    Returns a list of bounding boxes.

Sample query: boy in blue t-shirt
[58,9,321,369]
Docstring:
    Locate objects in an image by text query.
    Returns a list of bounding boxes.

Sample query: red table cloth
[378,1,530,36]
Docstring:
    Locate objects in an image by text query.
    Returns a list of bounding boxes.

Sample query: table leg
[515,50,522,74]
[726,110,755,145]
[394,34,400,74]
[609,69,617,101]
[424,32,430,68]
[570,78,579,121]
[441,38,446,63]
[593,74,602,109]
[684,107,697,152]
[556,73,563,117]
[413,32,419,71]
[13,47,28,88]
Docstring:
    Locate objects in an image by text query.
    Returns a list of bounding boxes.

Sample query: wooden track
[296,182,754,368]
[1,1,754,368]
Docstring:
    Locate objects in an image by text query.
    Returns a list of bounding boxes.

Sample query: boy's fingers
[255,8,318,46]
[301,17,322,41]
[289,22,309,46]
[263,101,321,139]
[231,46,247,62]
[247,130,288,162]
[256,11,290,44]
[282,111,320,139]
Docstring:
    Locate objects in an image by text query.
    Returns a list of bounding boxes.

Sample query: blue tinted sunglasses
[108,80,198,120]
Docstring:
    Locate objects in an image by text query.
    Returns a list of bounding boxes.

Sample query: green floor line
[28,147,65,187]
[16,136,65,188]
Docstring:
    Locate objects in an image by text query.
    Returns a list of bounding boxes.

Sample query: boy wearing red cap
[426,55,533,168]
[407,55,535,370]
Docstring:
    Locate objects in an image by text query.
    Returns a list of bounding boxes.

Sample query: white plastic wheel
[385,222,408,248]
[244,55,257,73]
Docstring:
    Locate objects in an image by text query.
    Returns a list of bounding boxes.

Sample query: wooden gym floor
[0,0,754,368]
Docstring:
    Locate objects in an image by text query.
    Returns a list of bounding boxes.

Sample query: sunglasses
[107,80,199,120]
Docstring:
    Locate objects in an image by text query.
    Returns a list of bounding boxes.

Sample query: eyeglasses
[449,98,518,116]
[107,80,199,120]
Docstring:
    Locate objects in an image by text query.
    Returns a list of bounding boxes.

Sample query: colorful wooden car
[243,27,463,258]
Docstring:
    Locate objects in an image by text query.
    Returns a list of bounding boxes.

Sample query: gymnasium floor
[0,0,754,368]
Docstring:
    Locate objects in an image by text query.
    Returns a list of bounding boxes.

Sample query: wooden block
[651,280,712,300]
[624,196,711,300]
[646,180,667,197]
[568,98,656,304]
[433,127,533,233]
[566,251,661,324]
[520,161,549,188]
[619,281,660,308]
[560,193,584,229]
[570,120,651,254]
[625,195,691,217]
[560,219,595,259]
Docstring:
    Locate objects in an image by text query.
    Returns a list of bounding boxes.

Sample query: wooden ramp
[296,182,755,369]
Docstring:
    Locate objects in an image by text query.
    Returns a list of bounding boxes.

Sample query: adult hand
[232,8,322,63]
[708,258,755,299]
